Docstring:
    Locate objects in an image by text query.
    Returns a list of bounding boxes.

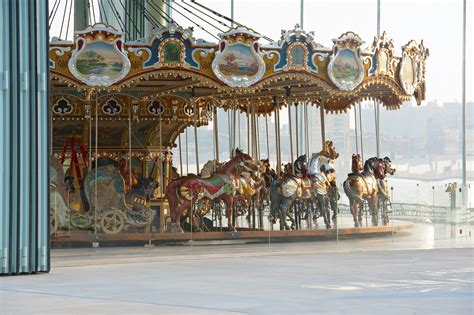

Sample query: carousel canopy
[49,22,429,114]
[48,2,428,154]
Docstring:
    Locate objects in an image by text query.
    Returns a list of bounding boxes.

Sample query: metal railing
[338,203,472,223]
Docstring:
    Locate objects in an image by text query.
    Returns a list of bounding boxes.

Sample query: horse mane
[363,157,380,174]
[293,155,307,176]
[200,160,221,178]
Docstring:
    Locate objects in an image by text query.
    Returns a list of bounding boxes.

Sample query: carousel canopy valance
[49,23,429,113]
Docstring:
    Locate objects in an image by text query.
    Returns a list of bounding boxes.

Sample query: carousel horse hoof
[354,222,359,228]
[326,225,331,229]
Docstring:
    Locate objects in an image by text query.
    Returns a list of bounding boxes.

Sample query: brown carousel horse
[260,158,277,204]
[351,154,363,173]
[377,157,396,225]
[118,157,138,191]
[232,158,266,227]
[343,156,395,227]
[166,150,259,232]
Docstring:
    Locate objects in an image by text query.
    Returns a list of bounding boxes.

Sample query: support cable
[49,0,60,21]
[59,0,69,39]
[107,0,126,31]
[134,0,162,28]
[117,0,143,38]
[99,0,110,25]
[164,1,218,40]
[173,1,225,33]
[146,0,174,25]
[65,0,74,41]
[89,0,97,25]
[183,1,232,29]
[190,0,274,42]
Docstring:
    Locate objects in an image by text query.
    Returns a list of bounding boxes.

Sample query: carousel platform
[51,215,414,247]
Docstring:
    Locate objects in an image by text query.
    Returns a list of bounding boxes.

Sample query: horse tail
[343,178,364,203]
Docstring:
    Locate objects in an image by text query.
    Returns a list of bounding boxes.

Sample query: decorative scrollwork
[148,100,165,116]
[102,98,123,115]
[183,103,195,116]
[202,103,213,120]
[52,98,74,115]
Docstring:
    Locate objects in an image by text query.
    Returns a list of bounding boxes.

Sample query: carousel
[48,4,428,244]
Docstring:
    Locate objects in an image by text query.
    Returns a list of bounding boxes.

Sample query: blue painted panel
[144,32,198,68]
[274,37,317,72]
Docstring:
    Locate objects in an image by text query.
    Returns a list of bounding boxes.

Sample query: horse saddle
[192,176,227,197]
[301,176,312,189]
[281,177,299,197]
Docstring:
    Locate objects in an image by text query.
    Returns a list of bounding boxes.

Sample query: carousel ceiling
[49,23,429,116]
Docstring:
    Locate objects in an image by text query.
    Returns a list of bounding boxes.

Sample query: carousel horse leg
[286,199,296,230]
[382,199,389,225]
[223,196,236,232]
[311,198,319,226]
[280,198,291,230]
[172,201,190,233]
[323,196,331,229]
[191,212,202,232]
[246,197,252,228]
[350,200,359,228]
[357,203,364,227]
[370,196,378,226]
[330,193,337,225]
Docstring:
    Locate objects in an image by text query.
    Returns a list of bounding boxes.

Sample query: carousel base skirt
[51,219,414,247]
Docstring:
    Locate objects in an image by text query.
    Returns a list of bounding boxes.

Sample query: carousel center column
[147,147,173,233]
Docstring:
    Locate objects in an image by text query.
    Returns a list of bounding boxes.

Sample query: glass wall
[47,0,472,250]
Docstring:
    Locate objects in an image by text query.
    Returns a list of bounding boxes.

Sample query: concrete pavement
[1,224,473,314]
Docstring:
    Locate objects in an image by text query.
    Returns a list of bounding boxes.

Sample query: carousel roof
[49,23,429,115]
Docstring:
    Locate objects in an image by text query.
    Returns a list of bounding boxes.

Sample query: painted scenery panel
[75,42,124,79]
[131,121,154,147]
[332,49,360,82]
[401,56,415,85]
[379,51,388,73]
[53,122,84,148]
[91,126,125,147]
[217,44,259,77]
